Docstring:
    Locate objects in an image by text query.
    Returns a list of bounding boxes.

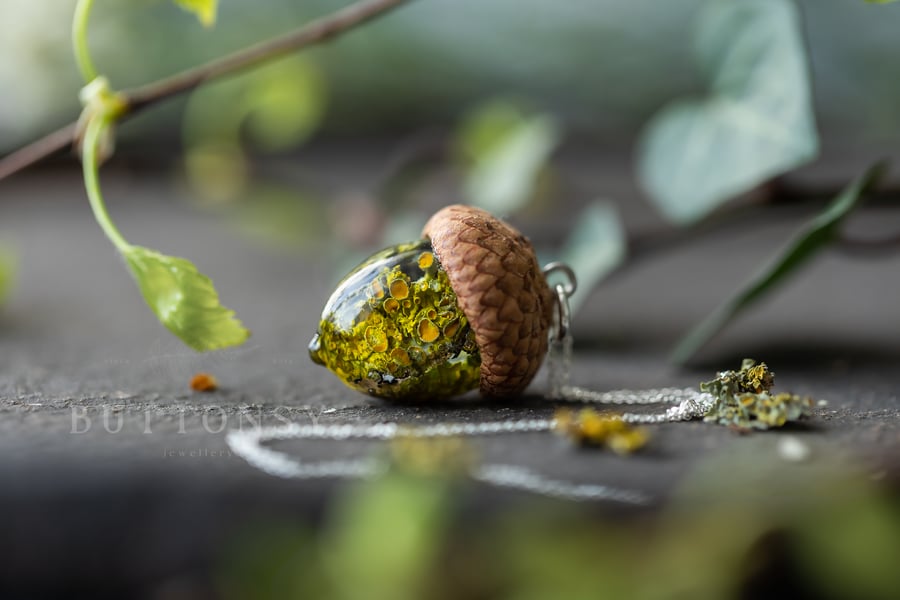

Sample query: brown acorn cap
[422,205,555,397]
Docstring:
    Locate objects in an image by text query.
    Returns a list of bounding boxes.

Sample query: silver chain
[227,263,710,504]
[543,263,713,423]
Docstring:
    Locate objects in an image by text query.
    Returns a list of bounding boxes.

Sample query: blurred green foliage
[5,0,900,359]
[638,0,818,224]
[557,202,625,313]
[183,55,327,204]
[217,451,900,600]
[672,162,886,364]
[174,0,219,27]
[0,248,14,305]
[456,100,561,215]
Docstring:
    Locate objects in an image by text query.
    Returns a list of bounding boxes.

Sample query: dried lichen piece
[553,408,648,454]
[701,359,812,429]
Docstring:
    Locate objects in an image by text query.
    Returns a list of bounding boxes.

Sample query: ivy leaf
[638,0,818,224]
[671,162,887,365]
[558,202,626,313]
[457,100,561,215]
[173,0,219,28]
[122,246,250,351]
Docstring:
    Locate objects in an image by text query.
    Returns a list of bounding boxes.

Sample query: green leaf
[173,0,218,27]
[458,100,561,215]
[122,246,250,351]
[324,473,450,600]
[558,202,626,313]
[638,0,818,224]
[0,249,14,305]
[671,162,887,364]
[865,0,899,4]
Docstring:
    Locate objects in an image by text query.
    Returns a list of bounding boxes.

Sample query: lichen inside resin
[309,239,481,399]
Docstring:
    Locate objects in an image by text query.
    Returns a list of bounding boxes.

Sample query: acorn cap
[422,205,555,397]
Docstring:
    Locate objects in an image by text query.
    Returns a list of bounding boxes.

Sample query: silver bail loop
[542,262,577,342]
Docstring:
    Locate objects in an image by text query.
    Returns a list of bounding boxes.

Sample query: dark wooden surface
[0,150,898,596]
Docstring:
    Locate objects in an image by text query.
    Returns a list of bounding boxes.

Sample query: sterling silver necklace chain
[228,263,714,505]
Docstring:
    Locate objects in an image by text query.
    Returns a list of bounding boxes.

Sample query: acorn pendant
[309,205,555,400]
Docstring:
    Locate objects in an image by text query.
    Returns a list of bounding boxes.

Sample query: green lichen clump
[309,240,481,399]
[701,359,813,429]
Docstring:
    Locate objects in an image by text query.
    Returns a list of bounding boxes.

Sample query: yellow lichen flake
[418,251,434,270]
[365,327,388,353]
[554,408,648,454]
[384,298,400,313]
[418,319,440,343]
[391,347,411,366]
[389,278,409,299]
[309,239,481,400]
[443,319,460,338]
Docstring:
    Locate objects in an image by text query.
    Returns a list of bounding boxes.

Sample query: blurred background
[3,0,900,147]
[4,0,900,357]
[1,1,899,598]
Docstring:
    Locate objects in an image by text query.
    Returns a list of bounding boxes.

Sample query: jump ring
[542,262,577,297]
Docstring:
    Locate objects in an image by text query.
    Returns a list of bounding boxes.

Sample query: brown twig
[0,122,78,181]
[0,0,412,182]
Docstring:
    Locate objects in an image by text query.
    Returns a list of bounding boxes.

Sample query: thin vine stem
[0,0,413,182]
[73,0,99,83]
[81,116,131,251]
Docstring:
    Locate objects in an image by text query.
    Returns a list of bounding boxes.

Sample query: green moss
[310,240,481,400]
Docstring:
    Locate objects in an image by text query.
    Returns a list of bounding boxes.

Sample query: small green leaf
[671,162,887,365]
[558,202,626,313]
[638,0,818,224]
[0,249,14,305]
[122,246,249,351]
[865,0,899,4]
[173,0,218,27]
[457,100,561,215]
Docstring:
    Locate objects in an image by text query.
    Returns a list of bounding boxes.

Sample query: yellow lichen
[389,279,409,300]
[553,408,648,454]
[418,251,434,270]
[309,240,481,399]
[391,347,411,366]
[365,326,388,353]
[383,298,400,313]
[418,319,440,343]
